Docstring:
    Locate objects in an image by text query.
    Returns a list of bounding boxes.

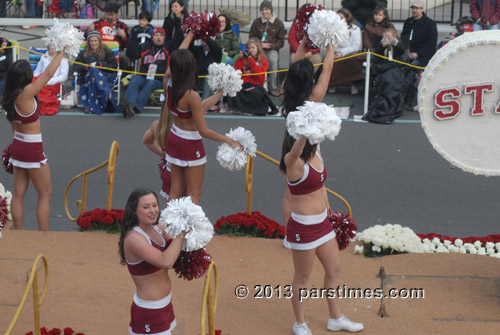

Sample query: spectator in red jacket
[234,38,268,87]
[288,7,322,73]
[470,0,500,30]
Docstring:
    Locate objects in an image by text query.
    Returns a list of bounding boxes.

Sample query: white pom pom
[207,63,243,97]
[42,18,85,58]
[216,127,257,171]
[159,196,213,251]
[307,10,349,48]
[286,101,342,144]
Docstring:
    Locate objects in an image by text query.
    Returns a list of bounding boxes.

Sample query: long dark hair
[218,14,233,32]
[3,60,34,122]
[366,6,392,28]
[169,49,198,107]
[281,59,314,117]
[279,130,318,173]
[118,187,159,265]
[169,0,188,18]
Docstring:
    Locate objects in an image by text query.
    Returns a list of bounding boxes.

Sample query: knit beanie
[87,30,102,41]
[260,1,273,12]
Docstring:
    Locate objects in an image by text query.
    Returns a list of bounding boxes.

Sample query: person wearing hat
[88,2,130,69]
[120,27,170,116]
[249,0,285,97]
[73,30,119,114]
[470,0,500,30]
[401,0,437,67]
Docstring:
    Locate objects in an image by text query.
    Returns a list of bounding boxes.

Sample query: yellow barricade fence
[64,141,119,221]
[7,45,425,79]
[5,254,49,335]
[246,151,352,217]
[200,261,219,335]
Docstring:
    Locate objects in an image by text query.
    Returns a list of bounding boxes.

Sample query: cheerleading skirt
[165,124,206,167]
[129,292,176,335]
[9,132,48,169]
[284,210,336,250]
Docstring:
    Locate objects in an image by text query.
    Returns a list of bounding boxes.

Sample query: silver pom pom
[307,10,349,48]
[207,63,243,97]
[216,127,257,171]
[42,18,85,58]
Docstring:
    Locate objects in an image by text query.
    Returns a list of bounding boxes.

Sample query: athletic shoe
[293,322,312,335]
[327,315,363,332]
[22,25,37,30]
[328,86,336,93]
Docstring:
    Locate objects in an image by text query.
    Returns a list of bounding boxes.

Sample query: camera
[242,50,250,58]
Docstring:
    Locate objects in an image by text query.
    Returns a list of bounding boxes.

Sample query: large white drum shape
[418,31,500,176]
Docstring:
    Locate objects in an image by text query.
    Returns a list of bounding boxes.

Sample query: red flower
[63,328,74,335]
[102,215,114,225]
[49,328,62,335]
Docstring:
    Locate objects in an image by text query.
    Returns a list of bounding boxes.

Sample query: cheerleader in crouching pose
[3,50,65,230]
[162,47,242,205]
[280,39,363,335]
[119,187,184,335]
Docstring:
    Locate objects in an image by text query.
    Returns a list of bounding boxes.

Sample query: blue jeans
[264,49,279,91]
[60,0,73,12]
[26,0,43,18]
[410,58,427,68]
[472,23,500,31]
[124,75,163,112]
[141,0,152,14]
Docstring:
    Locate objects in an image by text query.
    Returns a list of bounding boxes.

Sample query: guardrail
[64,141,119,221]
[5,254,49,335]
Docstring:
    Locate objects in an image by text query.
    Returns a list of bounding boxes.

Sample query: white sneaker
[327,315,364,332]
[293,322,312,335]
[350,84,359,95]
[328,86,336,93]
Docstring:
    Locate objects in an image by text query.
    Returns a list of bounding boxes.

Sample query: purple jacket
[470,0,500,25]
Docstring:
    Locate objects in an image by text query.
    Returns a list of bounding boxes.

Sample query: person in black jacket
[120,28,170,116]
[0,37,13,102]
[401,0,437,67]
[73,30,118,114]
[126,11,154,64]
[163,0,187,49]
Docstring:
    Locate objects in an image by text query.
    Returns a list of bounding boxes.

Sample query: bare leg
[316,238,342,319]
[291,248,316,324]
[28,163,52,231]
[168,164,186,202]
[184,164,205,205]
[11,167,30,230]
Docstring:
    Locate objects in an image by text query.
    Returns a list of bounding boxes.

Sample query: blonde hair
[246,38,266,64]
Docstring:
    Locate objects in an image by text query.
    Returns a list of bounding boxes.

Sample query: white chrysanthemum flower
[454,239,463,247]
[353,245,364,254]
[473,241,483,249]
[159,196,213,251]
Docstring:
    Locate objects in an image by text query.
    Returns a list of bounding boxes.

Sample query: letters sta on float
[433,83,500,120]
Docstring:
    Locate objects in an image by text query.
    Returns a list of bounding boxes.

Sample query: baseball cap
[153,27,166,36]
[410,0,424,9]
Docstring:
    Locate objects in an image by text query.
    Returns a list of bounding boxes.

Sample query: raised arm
[292,37,307,63]
[309,43,335,102]
[19,50,66,100]
[179,31,195,50]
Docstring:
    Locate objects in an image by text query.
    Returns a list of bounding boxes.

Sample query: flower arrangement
[25,327,85,335]
[76,208,123,233]
[215,211,285,239]
[0,182,13,238]
[354,223,500,258]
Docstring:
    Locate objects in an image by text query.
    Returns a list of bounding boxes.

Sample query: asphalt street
[1,108,499,237]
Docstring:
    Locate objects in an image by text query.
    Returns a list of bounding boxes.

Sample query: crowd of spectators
[1,0,494,118]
